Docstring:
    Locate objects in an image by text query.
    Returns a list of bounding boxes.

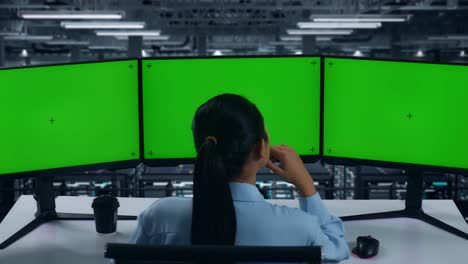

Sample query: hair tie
[205,136,218,145]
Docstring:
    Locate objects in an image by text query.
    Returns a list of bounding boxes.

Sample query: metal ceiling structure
[0,0,467,66]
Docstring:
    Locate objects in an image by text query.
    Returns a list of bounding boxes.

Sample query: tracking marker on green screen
[143,57,321,160]
[0,60,141,176]
[324,57,468,170]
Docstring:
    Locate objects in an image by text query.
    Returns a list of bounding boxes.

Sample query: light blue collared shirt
[130,182,351,262]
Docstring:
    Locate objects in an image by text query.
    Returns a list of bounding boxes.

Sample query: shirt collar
[228,182,265,202]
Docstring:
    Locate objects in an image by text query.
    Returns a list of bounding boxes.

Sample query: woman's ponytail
[191,94,267,246]
[191,137,236,245]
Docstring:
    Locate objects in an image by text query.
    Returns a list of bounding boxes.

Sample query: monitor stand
[0,176,137,249]
[340,168,468,240]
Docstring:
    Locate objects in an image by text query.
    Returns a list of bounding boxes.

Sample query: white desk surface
[0,196,467,263]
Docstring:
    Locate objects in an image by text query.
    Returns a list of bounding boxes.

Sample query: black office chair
[105,243,322,264]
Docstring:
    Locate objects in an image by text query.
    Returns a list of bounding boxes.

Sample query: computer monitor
[0,60,141,177]
[142,56,321,164]
[323,57,468,171]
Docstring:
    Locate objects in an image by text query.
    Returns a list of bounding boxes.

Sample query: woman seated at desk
[131,94,350,262]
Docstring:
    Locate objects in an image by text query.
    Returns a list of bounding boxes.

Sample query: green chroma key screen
[143,57,320,159]
[324,57,468,169]
[0,60,140,175]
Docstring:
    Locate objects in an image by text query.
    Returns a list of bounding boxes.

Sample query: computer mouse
[352,235,379,259]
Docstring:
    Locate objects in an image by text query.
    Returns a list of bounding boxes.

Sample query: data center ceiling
[0,0,467,63]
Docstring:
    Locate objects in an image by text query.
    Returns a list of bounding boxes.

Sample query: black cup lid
[92,195,120,209]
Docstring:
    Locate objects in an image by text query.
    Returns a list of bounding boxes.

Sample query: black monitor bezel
[321,55,468,174]
[0,58,142,180]
[140,55,322,167]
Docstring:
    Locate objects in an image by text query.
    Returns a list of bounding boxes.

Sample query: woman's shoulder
[137,197,193,236]
[141,197,192,219]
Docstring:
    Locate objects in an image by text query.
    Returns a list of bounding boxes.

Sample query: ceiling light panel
[61,21,145,29]
[115,35,169,40]
[4,35,53,41]
[287,29,353,35]
[310,14,410,23]
[297,22,381,29]
[95,30,161,36]
[19,11,124,20]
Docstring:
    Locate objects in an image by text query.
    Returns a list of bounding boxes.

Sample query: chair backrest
[105,243,322,264]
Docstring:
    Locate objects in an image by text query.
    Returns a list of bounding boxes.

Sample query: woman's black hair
[191,93,267,245]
